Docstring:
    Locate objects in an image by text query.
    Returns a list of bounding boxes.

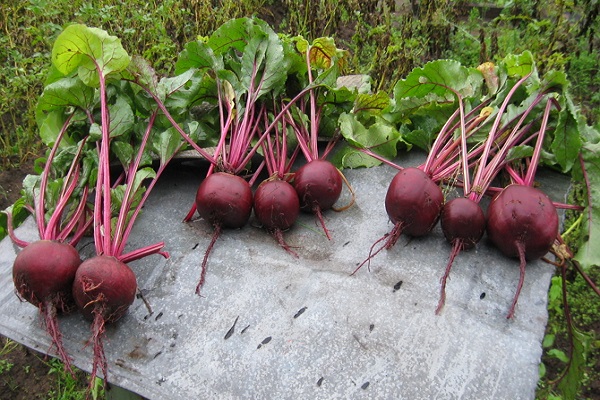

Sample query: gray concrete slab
[0,152,570,399]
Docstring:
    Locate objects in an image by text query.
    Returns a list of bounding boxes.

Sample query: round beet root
[385,167,444,237]
[293,160,342,212]
[73,256,137,322]
[13,240,81,310]
[254,179,300,231]
[441,197,486,250]
[486,184,558,260]
[196,172,253,229]
[486,184,559,319]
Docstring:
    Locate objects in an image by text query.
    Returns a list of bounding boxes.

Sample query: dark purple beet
[73,255,137,322]
[194,172,253,294]
[254,179,300,231]
[13,240,81,309]
[293,159,342,212]
[12,240,81,375]
[353,167,444,275]
[254,179,301,257]
[486,184,559,318]
[293,159,343,240]
[441,197,486,250]
[436,197,486,314]
[196,172,253,229]
[385,167,444,237]
[72,255,137,385]
[487,184,558,260]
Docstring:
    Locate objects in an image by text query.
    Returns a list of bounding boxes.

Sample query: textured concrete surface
[0,151,570,399]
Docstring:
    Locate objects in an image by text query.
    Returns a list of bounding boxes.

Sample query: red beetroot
[254,179,300,256]
[196,172,254,229]
[73,256,137,322]
[486,184,559,318]
[353,167,444,274]
[12,240,81,371]
[72,256,137,384]
[436,197,486,314]
[195,172,254,293]
[384,167,444,238]
[293,159,342,239]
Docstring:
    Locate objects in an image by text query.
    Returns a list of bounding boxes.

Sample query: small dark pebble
[369,324,375,332]
[393,281,403,292]
[361,381,370,390]
[294,307,307,319]
[480,292,486,299]
[155,312,163,321]
[343,241,350,246]
[317,377,324,387]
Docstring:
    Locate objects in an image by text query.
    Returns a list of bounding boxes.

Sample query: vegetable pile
[1,17,599,393]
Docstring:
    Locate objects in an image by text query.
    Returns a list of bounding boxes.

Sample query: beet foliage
[41,24,189,389]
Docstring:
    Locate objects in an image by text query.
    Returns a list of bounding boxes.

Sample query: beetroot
[486,184,559,318]
[254,179,300,256]
[196,172,254,229]
[12,240,81,371]
[73,256,137,322]
[293,159,343,239]
[436,197,486,314]
[254,179,300,230]
[294,160,343,211]
[195,172,254,293]
[72,256,137,383]
[353,167,444,274]
[385,167,444,238]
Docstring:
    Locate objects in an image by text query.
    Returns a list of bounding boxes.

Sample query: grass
[0,1,598,399]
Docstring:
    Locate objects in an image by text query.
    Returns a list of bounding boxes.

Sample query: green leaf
[353,91,390,115]
[557,327,592,399]
[153,127,183,165]
[36,76,95,125]
[505,145,533,162]
[547,348,570,363]
[175,40,221,75]
[128,55,158,93]
[332,144,383,169]
[574,140,600,269]
[52,24,130,87]
[336,113,400,168]
[108,96,134,138]
[502,51,537,80]
[38,111,72,148]
[0,197,31,242]
[551,94,582,173]
[393,59,483,101]
[111,141,134,168]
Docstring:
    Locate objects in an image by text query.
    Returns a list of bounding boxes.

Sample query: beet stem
[507,241,527,319]
[196,223,222,295]
[436,240,463,315]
